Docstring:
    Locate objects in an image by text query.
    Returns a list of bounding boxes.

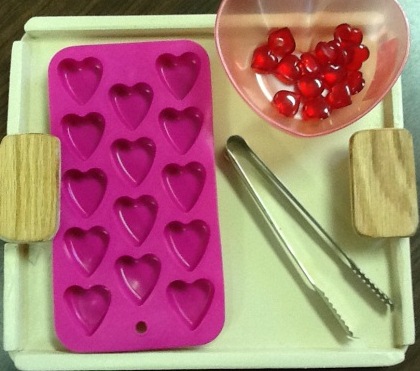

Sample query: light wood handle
[349,128,418,238]
[0,134,60,243]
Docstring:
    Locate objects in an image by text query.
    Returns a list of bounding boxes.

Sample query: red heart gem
[299,52,320,76]
[272,90,301,117]
[268,27,296,57]
[346,44,370,71]
[251,44,278,74]
[296,75,324,98]
[251,23,368,120]
[326,81,352,109]
[274,54,302,83]
[328,40,353,66]
[302,96,331,120]
[334,23,363,45]
[322,64,347,87]
[347,70,365,95]
[315,41,338,65]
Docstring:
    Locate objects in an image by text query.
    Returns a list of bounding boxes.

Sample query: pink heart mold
[63,169,107,217]
[162,162,206,212]
[160,107,203,154]
[114,195,158,245]
[111,138,156,185]
[167,279,214,330]
[49,40,224,352]
[62,112,105,159]
[116,254,160,305]
[58,57,102,104]
[165,220,209,271]
[156,52,200,100]
[64,285,111,336]
[64,227,109,276]
[109,83,153,130]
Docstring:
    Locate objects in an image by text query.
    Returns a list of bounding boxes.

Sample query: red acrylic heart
[251,44,278,74]
[326,81,352,109]
[347,70,365,95]
[296,75,324,98]
[302,96,331,120]
[268,27,296,57]
[272,90,301,117]
[334,23,363,45]
[274,54,301,83]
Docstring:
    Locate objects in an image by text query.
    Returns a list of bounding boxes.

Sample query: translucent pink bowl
[215,0,410,137]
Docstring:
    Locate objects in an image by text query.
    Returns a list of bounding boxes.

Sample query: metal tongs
[225,135,394,339]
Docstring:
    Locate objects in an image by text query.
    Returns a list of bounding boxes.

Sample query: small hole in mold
[109,83,153,130]
[162,162,206,212]
[159,107,203,154]
[135,321,148,334]
[156,52,201,100]
[58,57,103,104]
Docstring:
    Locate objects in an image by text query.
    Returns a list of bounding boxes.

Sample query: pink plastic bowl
[215,0,410,137]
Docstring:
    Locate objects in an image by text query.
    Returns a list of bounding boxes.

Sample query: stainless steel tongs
[225,135,394,339]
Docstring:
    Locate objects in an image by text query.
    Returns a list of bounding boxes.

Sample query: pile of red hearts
[251,24,369,120]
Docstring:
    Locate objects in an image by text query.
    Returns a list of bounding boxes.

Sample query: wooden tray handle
[349,128,418,238]
[0,134,60,243]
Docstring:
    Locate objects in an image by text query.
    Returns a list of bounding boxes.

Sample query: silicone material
[48,40,224,353]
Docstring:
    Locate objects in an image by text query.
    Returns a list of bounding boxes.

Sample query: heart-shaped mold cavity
[167,279,214,330]
[111,137,156,185]
[114,195,158,246]
[64,226,109,276]
[62,112,105,160]
[64,285,111,336]
[165,220,209,271]
[156,52,200,100]
[63,169,107,217]
[58,57,103,104]
[160,107,203,154]
[162,162,206,212]
[116,254,161,305]
[109,83,153,130]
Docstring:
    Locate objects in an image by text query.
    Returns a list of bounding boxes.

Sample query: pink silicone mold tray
[48,40,225,353]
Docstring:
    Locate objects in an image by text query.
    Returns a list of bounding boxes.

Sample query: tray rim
[3,14,415,370]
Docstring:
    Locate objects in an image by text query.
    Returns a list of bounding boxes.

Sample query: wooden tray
[2,15,415,370]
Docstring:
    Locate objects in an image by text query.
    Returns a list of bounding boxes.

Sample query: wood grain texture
[350,129,418,237]
[0,134,59,242]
